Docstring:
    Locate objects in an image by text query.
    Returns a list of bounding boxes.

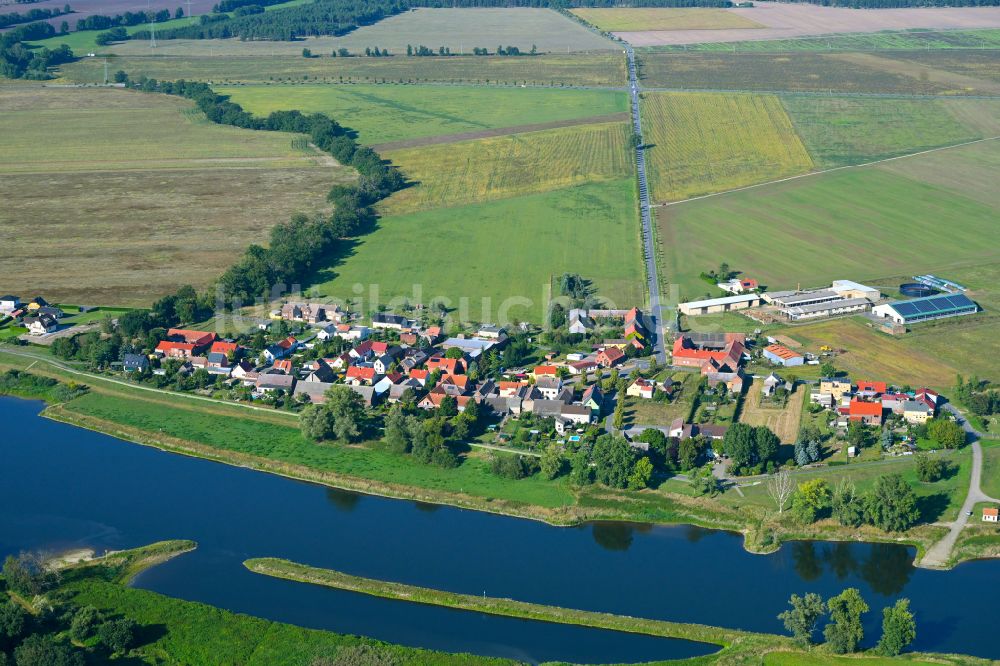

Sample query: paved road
[920,404,999,568]
[624,46,669,365]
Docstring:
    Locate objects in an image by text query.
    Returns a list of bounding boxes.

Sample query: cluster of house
[143,315,609,432]
[671,332,747,393]
[566,307,650,349]
[809,378,940,428]
[1,295,66,335]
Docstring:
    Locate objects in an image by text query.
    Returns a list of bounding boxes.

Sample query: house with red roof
[856,381,887,396]
[596,347,625,368]
[346,366,378,385]
[418,393,473,412]
[155,341,196,359]
[272,359,293,374]
[427,356,466,375]
[167,328,216,350]
[210,341,239,358]
[409,368,430,386]
[672,334,744,373]
[533,365,559,378]
[849,399,883,426]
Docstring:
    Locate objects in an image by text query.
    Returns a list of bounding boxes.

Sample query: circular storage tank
[900,283,936,297]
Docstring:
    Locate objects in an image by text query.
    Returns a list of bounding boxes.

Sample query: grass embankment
[242,559,989,666]
[217,83,628,146]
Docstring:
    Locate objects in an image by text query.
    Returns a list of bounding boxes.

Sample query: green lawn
[60,392,575,509]
[310,179,645,324]
[982,444,1000,500]
[658,164,1000,301]
[782,96,986,168]
[217,84,627,145]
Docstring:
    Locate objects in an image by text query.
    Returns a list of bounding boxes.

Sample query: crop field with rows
[380,122,634,215]
[641,92,813,203]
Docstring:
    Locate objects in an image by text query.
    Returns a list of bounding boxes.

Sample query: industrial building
[784,297,872,321]
[764,280,880,321]
[872,293,978,325]
[762,344,804,367]
[677,293,764,316]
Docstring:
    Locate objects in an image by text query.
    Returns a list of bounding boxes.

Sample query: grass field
[643,28,1000,52]
[641,92,813,202]
[58,53,627,87]
[636,51,995,95]
[571,8,762,32]
[310,179,644,324]
[105,8,616,56]
[890,49,1000,83]
[782,96,988,167]
[983,445,1000,499]
[380,122,633,214]
[216,84,627,145]
[0,86,349,305]
[657,145,1000,302]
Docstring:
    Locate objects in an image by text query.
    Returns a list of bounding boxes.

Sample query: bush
[97,617,138,655]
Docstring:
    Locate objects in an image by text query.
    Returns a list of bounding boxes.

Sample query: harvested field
[739,381,803,444]
[108,8,616,56]
[638,51,980,95]
[58,53,627,87]
[310,179,645,325]
[641,91,813,202]
[0,86,350,306]
[0,168,340,306]
[217,83,627,145]
[783,96,986,167]
[571,8,762,32]
[380,122,634,215]
[657,150,1000,301]
[618,2,1000,47]
[828,52,1000,95]
[889,50,1000,84]
[0,87,326,172]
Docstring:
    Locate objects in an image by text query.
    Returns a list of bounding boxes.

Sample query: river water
[1,397,998,662]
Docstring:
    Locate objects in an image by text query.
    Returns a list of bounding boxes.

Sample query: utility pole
[148,0,156,49]
[103,57,108,84]
[186,0,193,18]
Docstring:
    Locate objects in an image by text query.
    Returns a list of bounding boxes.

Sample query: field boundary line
[657,134,1000,209]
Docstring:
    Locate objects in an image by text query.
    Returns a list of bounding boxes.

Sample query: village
[2,279,993,524]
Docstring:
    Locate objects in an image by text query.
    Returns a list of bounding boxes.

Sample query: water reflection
[591,522,653,552]
[413,501,442,514]
[326,488,361,512]
[789,541,915,596]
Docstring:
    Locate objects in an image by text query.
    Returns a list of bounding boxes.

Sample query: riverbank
[242,557,991,666]
[1,350,990,570]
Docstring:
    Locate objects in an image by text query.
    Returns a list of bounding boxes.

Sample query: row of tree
[0,5,70,30]
[0,22,73,79]
[119,75,404,307]
[779,588,915,656]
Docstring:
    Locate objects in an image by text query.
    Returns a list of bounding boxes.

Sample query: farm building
[871,293,978,325]
[765,289,842,309]
[784,297,871,321]
[762,344,803,367]
[830,280,881,301]
[678,293,763,316]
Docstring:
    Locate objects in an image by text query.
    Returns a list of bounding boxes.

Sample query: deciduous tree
[824,588,868,654]
[876,598,916,656]
[778,592,825,645]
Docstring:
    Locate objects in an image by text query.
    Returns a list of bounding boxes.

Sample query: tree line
[779,587,916,656]
[119,74,403,307]
[0,23,73,79]
[0,5,70,30]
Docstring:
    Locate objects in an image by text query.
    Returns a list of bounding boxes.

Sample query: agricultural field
[0,86,350,305]
[782,96,993,167]
[657,144,1000,302]
[889,50,1000,84]
[570,8,763,32]
[738,380,804,443]
[106,8,617,56]
[309,179,645,324]
[637,51,990,95]
[58,52,628,87]
[380,122,633,215]
[641,92,813,202]
[216,84,627,146]
[825,51,1000,96]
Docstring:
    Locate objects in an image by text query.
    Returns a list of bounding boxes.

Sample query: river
[1,396,998,662]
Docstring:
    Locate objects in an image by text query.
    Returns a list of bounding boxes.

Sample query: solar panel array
[893,293,975,318]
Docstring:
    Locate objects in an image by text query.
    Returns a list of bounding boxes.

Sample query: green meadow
[217,83,627,145]
[311,179,645,323]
